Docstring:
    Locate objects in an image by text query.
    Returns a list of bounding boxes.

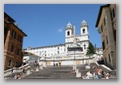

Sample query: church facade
[24,20,90,65]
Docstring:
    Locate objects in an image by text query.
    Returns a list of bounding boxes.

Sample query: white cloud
[58,27,64,32]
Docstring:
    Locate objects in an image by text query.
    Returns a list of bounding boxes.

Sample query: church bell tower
[65,22,73,43]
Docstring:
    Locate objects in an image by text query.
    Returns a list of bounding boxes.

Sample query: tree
[86,42,96,64]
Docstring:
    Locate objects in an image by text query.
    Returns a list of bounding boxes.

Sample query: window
[8,60,12,66]
[4,28,9,43]
[102,41,105,50]
[18,35,22,43]
[11,30,16,38]
[67,31,70,36]
[57,51,59,54]
[83,29,85,33]
[16,48,20,55]
[101,25,103,32]
[8,19,12,22]
[84,44,86,49]
[57,47,59,50]
[10,45,14,52]
[104,17,106,26]
[106,35,108,45]
[114,30,116,45]
[108,54,111,62]
[112,8,115,18]
[105,57,107,65]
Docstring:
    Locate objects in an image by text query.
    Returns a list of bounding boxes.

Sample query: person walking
[11,67,15,77]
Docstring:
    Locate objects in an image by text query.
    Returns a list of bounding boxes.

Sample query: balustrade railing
[4,64,29,77]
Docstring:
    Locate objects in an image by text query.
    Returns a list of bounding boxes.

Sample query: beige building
[96,4,116,70]
[4,12,27,70]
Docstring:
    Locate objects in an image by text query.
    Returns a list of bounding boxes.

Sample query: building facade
[96,4,116,69]
[25,44,66,65]
[95,48,103,61]
[23,51,39,65]
[4,12,27,70]
[24,20,90,65]
[65,20,89,56]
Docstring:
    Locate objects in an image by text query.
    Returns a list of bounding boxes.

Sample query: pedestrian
[82,75,86,79]
[53,63,55,67]
[85,74,90,79]
[105,72,111,79]
[18,73,23,79]
[97,68,102,78]
[14,73,23,79]
[92,65,96,69]
[11,67,15,77]
[93,72,99,79]
[22,68,26,73]
[14,73,19,79]
[105,74,109,79]
[71,70,76,75]
[101,70,105,78]
[86,71,93,79]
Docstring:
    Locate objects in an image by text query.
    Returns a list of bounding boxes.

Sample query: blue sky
[4,4,102,49]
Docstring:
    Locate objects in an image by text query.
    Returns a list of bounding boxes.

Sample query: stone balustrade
[4,64,29,77]
[4,63,47,78]
[41,56,95,61]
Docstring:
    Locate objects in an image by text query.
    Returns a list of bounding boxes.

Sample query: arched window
[67,31,70,36]
[83,29,85,33]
